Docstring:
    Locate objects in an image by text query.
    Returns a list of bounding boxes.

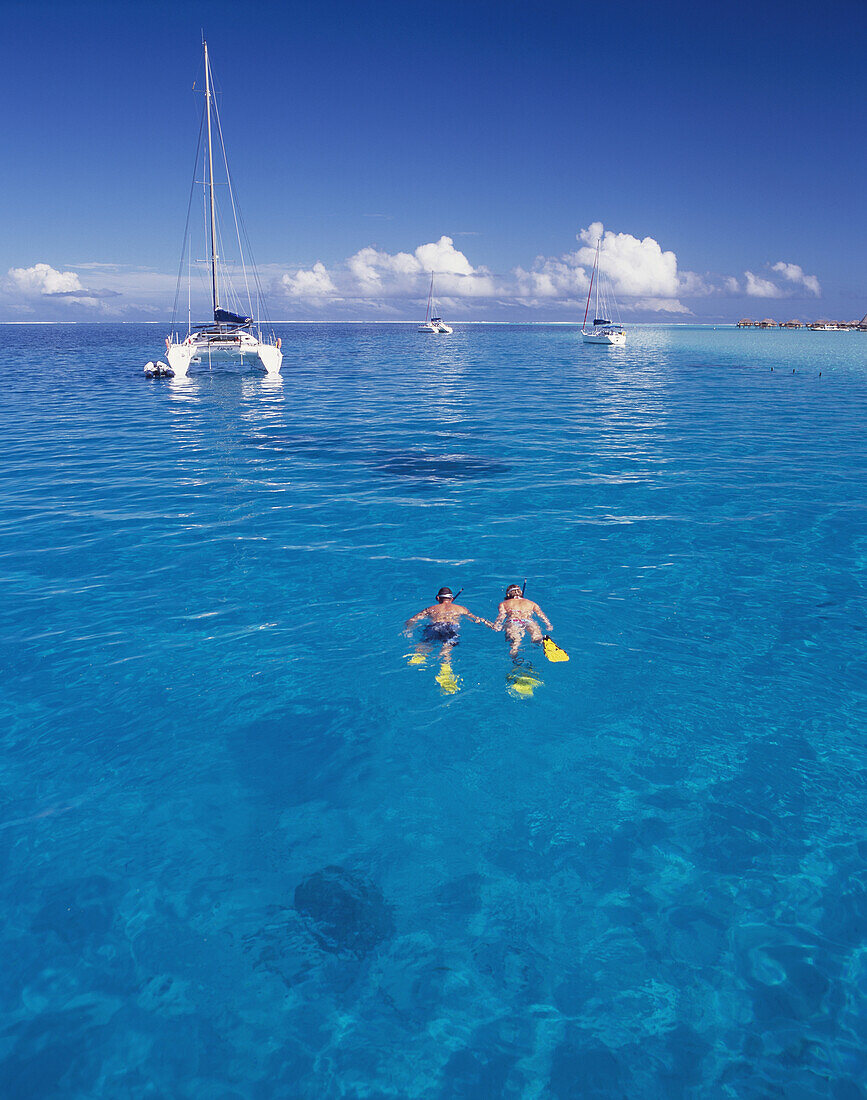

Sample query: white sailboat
[153,40,282,379]
[582,239,626,346]
[418,272,453,334]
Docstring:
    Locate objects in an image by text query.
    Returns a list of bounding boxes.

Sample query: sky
[2,0,865,323]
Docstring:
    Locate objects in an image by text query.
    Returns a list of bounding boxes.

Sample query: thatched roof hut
[737,318,754,327]
[757,318,777,328]
[781,319,802,329]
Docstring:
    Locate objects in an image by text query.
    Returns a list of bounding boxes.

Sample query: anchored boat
[418,272,453,334]
[155,40,282,379]
[582,239,626,346]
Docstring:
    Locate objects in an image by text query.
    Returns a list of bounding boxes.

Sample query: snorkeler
[403,588,493,688]
[493,583,554,660]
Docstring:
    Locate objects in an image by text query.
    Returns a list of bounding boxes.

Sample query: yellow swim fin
[507,665,543,699]
[408,652,427,666]
[436,662,460,694]
[542,635,569,663]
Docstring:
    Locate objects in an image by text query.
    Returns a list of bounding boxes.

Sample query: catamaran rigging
[151,40,282,378]
[418,271,453,334]
[582,238,626,346]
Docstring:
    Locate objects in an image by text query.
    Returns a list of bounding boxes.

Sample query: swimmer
[492,583,553,660]
[403,587,493,664]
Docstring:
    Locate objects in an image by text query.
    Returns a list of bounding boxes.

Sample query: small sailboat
[156,40,282,378]
[418,272,453,334]
[582,239,626,346]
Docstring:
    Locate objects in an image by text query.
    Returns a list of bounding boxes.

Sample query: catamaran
[151,40,282,378]
[418,272,453,334]
[582,239,626,346]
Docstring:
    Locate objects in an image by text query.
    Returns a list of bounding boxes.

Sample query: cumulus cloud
[744,262,821,299]
[9,263,87,297]
[4,230,824,321]
[274,225,742,316]
[634,298,693,314]
[7,262,119,301]
[574,222,683,298]
[513,222,712,314]
[772,261,821,296]
[744,271,785,298]
[281,261,338,299]
[281,236,495,307]
[514,258,590,299]
[0,262,184,318]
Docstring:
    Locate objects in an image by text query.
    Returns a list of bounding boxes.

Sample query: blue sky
[2,0,864,321]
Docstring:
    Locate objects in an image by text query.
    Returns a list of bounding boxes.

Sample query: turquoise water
[1,322,865,1097]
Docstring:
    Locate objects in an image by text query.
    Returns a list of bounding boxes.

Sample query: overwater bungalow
[737,318,754,328]
[780,319,802,329]
[756,318,777,329]
[859,313,867,331]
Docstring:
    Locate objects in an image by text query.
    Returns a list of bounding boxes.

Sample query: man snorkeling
[493,583,553,661]
[403,587,493,692]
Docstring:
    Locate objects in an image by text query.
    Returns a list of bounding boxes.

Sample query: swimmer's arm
[492,603,507,632]
[534,603,553,630]
[403,608,430,636]
[462,608,494,629]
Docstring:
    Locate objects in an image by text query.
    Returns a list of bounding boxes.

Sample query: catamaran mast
[204,40,219,316]
[582,240,599,333]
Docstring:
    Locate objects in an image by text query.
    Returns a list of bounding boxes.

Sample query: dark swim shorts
[422,622,460,645]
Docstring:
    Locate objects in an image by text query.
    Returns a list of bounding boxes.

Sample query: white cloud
[281,261,338,300]
[514,258,590,299]
[574,222,683,298]
[2,233,825,321]
[8,263,88,297]
[634,298,693,314]
[744,262,821,299]
[275,226,822,319]
[415,236,475,277]
[772,261,821,296]
[274,225,735,316]
[283,235,496,306]
[744,271,785,298]
[514,223,708,313]
[1,262,179,318]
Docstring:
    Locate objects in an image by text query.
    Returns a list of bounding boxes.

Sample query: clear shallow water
[0,322,865,1097]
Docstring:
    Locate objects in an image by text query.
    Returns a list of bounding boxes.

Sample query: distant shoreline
[0,319,741,327]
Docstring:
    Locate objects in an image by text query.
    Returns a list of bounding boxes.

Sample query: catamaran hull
[583,332,626,346]
[167,341,282,377]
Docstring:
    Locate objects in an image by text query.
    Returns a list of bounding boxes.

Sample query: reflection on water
[0,323,865,1096]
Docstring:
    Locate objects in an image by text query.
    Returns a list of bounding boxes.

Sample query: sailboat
[154,40,282,378]
[418,272,453,334]
[581,239,626,346]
